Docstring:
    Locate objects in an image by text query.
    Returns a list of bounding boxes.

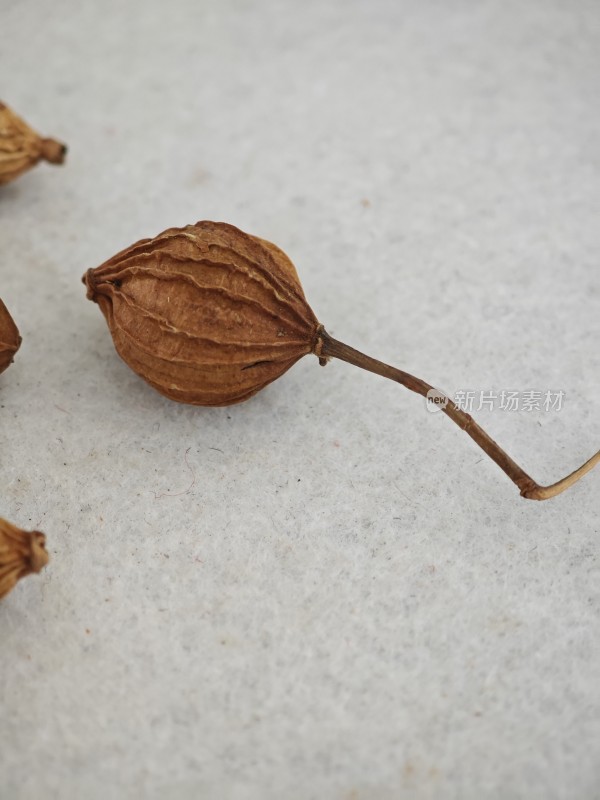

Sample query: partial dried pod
[0,297,21,374]
[84,221,599,501]
[0,101,66,185]
[0,517,49,599]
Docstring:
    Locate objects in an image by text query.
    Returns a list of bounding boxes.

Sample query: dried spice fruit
[84,221,599,501]
[84,221,319,406]
[0,101,66,185]
[0,297,21,374]
[0,517,48,599]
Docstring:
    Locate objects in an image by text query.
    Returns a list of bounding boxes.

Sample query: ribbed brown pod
[0,297,21,374]
[0,517,48,599]
[0,101,66,186]
[84,220,599,501]
[84,221,321,405]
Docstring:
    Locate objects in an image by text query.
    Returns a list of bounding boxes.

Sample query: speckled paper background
[1,1,599,798]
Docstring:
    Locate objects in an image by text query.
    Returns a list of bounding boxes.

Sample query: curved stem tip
[317,328,599,501]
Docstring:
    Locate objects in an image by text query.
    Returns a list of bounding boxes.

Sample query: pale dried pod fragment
[0,517,49,599]
[0,101,66,186]
[0,297,21,374]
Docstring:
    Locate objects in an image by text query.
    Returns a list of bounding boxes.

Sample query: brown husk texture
[0,101,66,185]
[0,517,49,599]
[0,297,21,374]
[84,221,320,405]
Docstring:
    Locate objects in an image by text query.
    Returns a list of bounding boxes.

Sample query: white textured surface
[1,1,599,798]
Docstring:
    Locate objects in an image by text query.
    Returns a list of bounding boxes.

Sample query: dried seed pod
[84,221,599,501]
[0,297,21,374]
[0,517,49,599]
[0,101,66,186]
[84,221,320,405]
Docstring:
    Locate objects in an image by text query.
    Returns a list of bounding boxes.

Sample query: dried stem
[317,328,599,501]
[40,138,67,165]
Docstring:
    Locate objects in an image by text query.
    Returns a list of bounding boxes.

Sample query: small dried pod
[84,221,321,405]
[0,517,49,600]
[0,101,66,186]
[0,297,21,374]
[84,221,599,501]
